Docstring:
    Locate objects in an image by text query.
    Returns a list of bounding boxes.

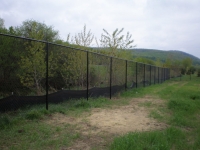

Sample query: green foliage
[163,58,172,68]
[74,24,94,47]
[16,19,59,42]
[19,40,46,95]
[135,57,156,65]
[131,49,200,66]
[17,21,56,95]
[99,28,135,57]
[0,19,60,96]
[197,69,200,77]
[182,58,192,74]
[0,26,24,97]
[0,17,5,28]
[95,48,134,60]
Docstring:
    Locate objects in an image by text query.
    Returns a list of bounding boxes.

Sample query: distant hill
[130,48,200,66]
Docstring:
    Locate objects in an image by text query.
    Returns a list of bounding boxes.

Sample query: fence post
[163,68,165,82]
[45,42,49,110]
[144,64,145,87]
[136,62,138,88]
[164,68,165,81]
[158,67,160,83]
[162,68,163,83]
[154,66,156,84]
[150,65,151,85]
[87,51,89,100]
[163,68,164,82]
[125,60,127,91]
[110,57,112,99]
[160,68,162,83]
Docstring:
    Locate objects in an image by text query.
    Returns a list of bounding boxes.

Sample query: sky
[1,0,200,58]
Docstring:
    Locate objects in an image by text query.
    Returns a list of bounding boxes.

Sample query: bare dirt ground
[45,96,168,150]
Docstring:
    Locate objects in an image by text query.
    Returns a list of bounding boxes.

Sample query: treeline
[0,19,137,97]
[0,18,198,97]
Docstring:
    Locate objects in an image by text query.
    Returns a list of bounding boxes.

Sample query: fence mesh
[0,33,175,112]
[88,53,110,97]
[0,35,47,111]
[127,61,136,88]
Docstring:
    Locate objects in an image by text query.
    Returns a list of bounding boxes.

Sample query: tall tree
[17,21,55,95]
[16,19,59,42]
[62,25,94,88]
[182,58,192,74]
[18,23,46,95]
[75,24,94,47]
[0,18,5,29]
[0,23,23,96]
[67,24,94,47]
[99,28,136,57]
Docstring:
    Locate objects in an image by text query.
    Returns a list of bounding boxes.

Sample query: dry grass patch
[44,96,168,150]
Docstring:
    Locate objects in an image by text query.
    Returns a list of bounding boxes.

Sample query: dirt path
[45,96,167,150]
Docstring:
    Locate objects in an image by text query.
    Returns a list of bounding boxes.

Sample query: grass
[1,75,200,150]
[0,120,80,150]
[110,74,200,150]
[110,127,187,150]
[0,97,119,129]
[0,96,130,150]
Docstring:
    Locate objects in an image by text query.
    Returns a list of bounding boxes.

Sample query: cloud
[1,0,200,58]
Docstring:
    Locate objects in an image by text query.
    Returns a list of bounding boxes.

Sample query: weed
[110,127,186,150]
[149,110,163,120]
[0,115,12,129]
[25,110,42,120]
[1,75,200,149]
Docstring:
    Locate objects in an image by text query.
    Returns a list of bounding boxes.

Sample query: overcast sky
[1,0,200,58]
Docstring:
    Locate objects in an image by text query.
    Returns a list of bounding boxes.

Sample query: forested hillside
[130,48,200,65]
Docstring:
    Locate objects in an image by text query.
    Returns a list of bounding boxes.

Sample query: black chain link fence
[0,33,173,112]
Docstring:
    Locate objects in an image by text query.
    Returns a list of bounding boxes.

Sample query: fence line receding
[0,33,177,112]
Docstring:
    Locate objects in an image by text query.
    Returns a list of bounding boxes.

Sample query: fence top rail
[0,33,168,69]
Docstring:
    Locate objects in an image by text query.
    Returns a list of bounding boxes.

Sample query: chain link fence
[0,33,172,112]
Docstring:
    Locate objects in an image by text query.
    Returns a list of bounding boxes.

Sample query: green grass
[0,120,79,150]
[149,110,164,120]
[110,127,187,150]
[0,97,118,129]
[110,75,200,150]
[0,96,130,150]
[1,75,200,150]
